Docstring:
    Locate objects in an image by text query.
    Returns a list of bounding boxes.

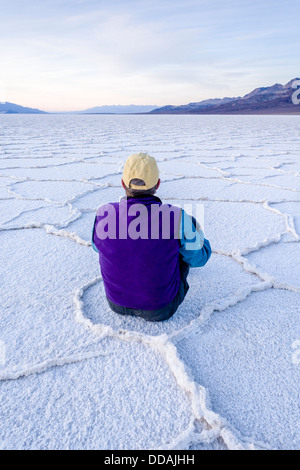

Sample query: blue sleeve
[91,216,99,253]
[179,210,211,267]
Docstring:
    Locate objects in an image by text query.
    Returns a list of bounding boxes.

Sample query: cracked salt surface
[82,254,260,337]
[0,340,192,450]
[0,114,299,450]
[176,289,300,450]
[247,242,300,290]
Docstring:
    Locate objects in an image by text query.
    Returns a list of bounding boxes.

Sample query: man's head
[122,152,160,197]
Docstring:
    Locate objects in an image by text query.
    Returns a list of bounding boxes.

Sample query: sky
[0,0,299,111]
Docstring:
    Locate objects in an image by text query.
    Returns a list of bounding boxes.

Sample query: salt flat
[0,114,299,450]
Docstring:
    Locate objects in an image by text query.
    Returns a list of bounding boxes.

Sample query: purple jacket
[92,195,182,310]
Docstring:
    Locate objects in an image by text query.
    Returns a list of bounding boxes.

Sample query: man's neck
[123,194,162,203]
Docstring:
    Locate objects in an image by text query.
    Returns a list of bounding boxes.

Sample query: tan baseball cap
[122,152,159,190]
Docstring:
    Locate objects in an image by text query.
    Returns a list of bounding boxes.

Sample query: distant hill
[151,79,300,114]
[79,105,158,114]
[0,102,47,114]
[151,97,239,114]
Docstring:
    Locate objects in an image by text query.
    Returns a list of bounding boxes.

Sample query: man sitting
[92,152,211,322]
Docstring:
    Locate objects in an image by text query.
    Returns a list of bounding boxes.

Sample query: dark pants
[107,258,190,322]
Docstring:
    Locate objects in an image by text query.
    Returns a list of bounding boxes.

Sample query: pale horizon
[1,0,300,112]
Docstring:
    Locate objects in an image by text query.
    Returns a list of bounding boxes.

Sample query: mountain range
[1,78,299,114]
[0,103,158,115]
[0,102,47,114]
[78,105,158,114]
[151,78,300,114]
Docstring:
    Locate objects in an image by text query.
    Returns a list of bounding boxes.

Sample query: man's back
[93,195,182,310]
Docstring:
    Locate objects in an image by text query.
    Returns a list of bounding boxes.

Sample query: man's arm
[179,210,211,267]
